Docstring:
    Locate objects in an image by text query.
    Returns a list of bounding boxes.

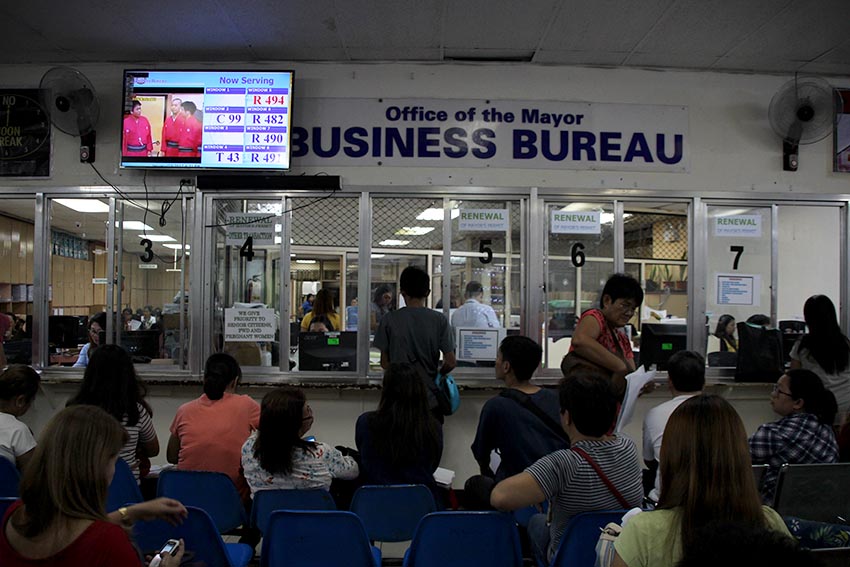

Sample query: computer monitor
[298,331,356,372]
[48,315,86,348]
[638,323,687,371]
[120,330,161,359]
[290,321,300,347]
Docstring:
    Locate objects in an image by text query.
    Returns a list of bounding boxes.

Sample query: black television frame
[638,323,687,371]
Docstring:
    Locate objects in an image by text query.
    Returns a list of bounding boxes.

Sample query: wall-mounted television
[120,70,293,170]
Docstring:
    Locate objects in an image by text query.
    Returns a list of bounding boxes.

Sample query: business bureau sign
[291,98,689,173]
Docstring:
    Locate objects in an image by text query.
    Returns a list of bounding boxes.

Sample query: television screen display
[120,70,293,170]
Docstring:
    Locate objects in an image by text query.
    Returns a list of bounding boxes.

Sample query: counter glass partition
[0,199,37,366]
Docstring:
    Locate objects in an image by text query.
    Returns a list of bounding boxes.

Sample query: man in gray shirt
[374,266,456,411]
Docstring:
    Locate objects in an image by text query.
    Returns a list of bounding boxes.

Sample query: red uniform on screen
[178,105,202,158]
[123,101,152,157]
[162,98,186,157]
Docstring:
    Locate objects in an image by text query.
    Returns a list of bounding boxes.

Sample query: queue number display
[202,87,290,168]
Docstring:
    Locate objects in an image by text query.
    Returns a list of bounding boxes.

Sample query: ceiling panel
[538,0,673,53]
[0,0,848,75]
[334,0,443,49]
[629,0,781,59]
[443,0,559,51]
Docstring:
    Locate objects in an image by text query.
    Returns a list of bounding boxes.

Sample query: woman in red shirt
[0,405,187,566]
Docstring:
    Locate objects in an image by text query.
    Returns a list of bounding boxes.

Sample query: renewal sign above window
[290,98,689,173]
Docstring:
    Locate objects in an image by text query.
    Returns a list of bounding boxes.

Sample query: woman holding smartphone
[0,405,187,566]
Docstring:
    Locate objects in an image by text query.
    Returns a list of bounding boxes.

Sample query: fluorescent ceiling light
[275,224,282,233]
[371,254,386,259]
[139,234,175,242]
[54,199,109,213]
[295,260,317,264]
[379,239,410,246]
[120,221,154,231]
[416,208,460,221]
[162,244,190,250]
[395,226,435,236]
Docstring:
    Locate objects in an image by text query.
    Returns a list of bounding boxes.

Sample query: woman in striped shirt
[67,344,159,482]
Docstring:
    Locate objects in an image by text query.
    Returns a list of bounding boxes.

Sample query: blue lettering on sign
[418,127,441,158]
[471,129,496,158]
[444,128,468,158]
[600,132,621,162]
[343,127,369,158]
[624,133,652,162]
[513,130,537,159]
[657,134,683,164]
[289,124,683,165]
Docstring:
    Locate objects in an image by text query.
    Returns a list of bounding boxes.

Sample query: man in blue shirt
[465,335,568,508]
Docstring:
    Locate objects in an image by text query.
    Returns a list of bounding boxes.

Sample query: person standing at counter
[790,295,850,423]
[566,273,643,396]
[73,312,107,368]
[374,267,456,415]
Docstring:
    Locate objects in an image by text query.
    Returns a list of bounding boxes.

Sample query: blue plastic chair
[549,510,627,567]
[0,497,17,519]
[261,510,381,567]
[350,484,437,542]
[134,506,253,567]
[0,458,20,498]
[106,458,143,512]
[157,469,247,533]
[403,511,523,567]
[250,488,336,534]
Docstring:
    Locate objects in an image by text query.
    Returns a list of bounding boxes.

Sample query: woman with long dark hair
[0,405,186,566]
[355,363,443,500]
[749,369,839,503]
[241,387,358,496]
[791,295,850,423]
[613,395,792,567]
[300,289,340,332]
[713,314,737,352]
[67,344,158,482]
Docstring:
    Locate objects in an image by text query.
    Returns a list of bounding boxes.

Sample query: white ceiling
[2,0,849,75]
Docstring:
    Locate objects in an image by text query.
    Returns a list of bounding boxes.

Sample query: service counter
[29,369,776,486]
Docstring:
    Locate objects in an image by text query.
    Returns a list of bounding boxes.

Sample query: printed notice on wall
[224,213,278,246]
[224,307,276,341]
[456,327,505,361]
[551,209,601,234]
[714,215,762,238]
[716,274,760,306]
[458,209,509,231]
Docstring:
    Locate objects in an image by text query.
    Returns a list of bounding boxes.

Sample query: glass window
[705,205,772,367]
[449,199,523,368]
[289,196,360,373]
[0,199,36,366]
[370,197,444,373]
[210,198,283,371]
[543,202,614,369]
[115,198,191,368]
[45,197,110,368]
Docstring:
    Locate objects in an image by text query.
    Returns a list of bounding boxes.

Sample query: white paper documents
[615,366,657,433]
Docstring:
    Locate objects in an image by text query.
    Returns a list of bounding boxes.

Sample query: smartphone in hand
[149,539,180,567]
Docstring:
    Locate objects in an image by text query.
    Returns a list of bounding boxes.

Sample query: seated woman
[355,363,443,504]
[0,405,186,566]
[714,314,737,352]
[790,295,850,424]
[565,273,644,396]
[0,365,40,471]
[613,395,793,567]
[749,369,839,503]
[241,387,358,496]
[73,312,106,368]
[67,345,159,482]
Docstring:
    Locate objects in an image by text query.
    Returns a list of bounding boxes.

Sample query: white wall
[0,63,847,195]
